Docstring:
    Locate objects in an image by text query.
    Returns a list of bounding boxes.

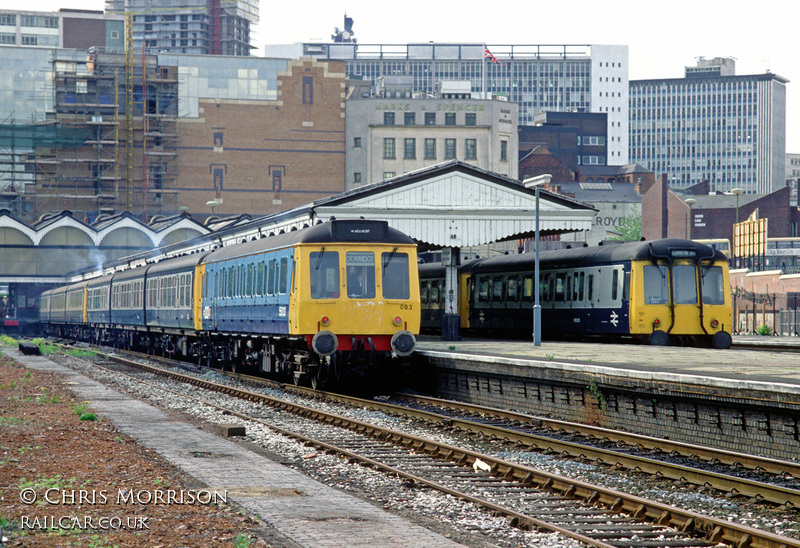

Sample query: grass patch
[233,533,253,548]
[37,388,61,404]
[20,474,77,491]
[65,348,97,359]
[78,413,98,421]
[71,401,91,416]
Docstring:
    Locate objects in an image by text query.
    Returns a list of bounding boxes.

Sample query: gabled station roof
[207,161,597,250]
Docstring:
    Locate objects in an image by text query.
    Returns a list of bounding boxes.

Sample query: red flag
[484,48,500,64]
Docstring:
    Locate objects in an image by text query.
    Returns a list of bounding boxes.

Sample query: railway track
[58,346,800,548]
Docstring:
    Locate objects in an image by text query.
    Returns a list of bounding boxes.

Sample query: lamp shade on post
[522,174,552,347]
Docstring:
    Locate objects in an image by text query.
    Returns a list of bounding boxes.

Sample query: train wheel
[648,330,670,346]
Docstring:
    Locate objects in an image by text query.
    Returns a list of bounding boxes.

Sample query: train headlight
[393,316,402,326]
[653,318,661,328]
[321,316,330,326]
[710,319,719,328]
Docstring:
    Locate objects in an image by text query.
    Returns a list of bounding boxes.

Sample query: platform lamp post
[685,198,696,240]
[731,188,744,269]
[206,200,219,215]
[523,174,552,347]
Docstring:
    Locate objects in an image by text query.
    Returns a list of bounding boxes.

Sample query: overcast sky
[22,0,800,151]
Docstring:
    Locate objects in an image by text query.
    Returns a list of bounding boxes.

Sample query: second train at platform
[420,238,733,348]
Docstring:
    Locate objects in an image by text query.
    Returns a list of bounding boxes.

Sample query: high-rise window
[445,138,456,159]
[465,113,477,126]
[404,112,416,125]
[465,139,477,160]
[404,138,416,159]
[383,138,396,159]
[500,140,508,161]
[383,112,395,125]
[425,112,436,126]
[424,138,436,159]
[445,113,456,126]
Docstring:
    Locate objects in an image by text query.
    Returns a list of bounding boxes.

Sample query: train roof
[203,219,415,264]
[471,239,725,273]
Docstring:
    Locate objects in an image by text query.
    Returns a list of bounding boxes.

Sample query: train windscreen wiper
[382,247,397,274]
[315,247,325,270]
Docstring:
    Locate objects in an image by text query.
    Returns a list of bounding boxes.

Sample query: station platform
[415,334,800,391]
[9,347,465,548]
[414,335,800,461]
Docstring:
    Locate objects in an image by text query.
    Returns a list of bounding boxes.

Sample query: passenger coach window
[491,277,504,302]
[381,252,410,299]
[310,251,340,299]
[267,260,276,295]
[555,273,566,302]
[701,266,725,305]
[346,251,375,298]
[507,277,519,301]
[477,277,489,302]
[673,265,698,305]
[523,275,533,301]
[643,264,669,304]
[279,258,288,294]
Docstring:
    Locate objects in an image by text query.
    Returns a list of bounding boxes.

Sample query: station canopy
[211,161,597,252]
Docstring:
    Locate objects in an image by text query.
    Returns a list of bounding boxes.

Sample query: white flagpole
[482,43,486,99]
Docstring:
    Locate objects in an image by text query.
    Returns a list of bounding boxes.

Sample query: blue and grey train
[420,239,733,348]
[40,219,421,388]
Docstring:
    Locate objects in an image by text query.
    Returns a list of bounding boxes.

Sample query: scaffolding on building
[0,46,179,224]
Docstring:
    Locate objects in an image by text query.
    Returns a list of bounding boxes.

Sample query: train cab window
[477,277,489,302]
[673,265,697,305]
[382,252,410,299]
[701,265,725,305]
[643,264,669,304]
[491,277,504,302]
[279,257,288,294]
[346,252,375,299]
[310,251,340,299]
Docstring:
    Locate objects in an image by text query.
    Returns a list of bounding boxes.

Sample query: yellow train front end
[629,250,733,348]
[291,241,420,358]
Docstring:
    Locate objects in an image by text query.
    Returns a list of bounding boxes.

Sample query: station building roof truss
[242,161,597,249]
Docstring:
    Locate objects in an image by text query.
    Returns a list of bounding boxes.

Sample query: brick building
[0,50,346,223]
[175,57,347,217]
[641,175,800,242]
[730,269,800,336]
